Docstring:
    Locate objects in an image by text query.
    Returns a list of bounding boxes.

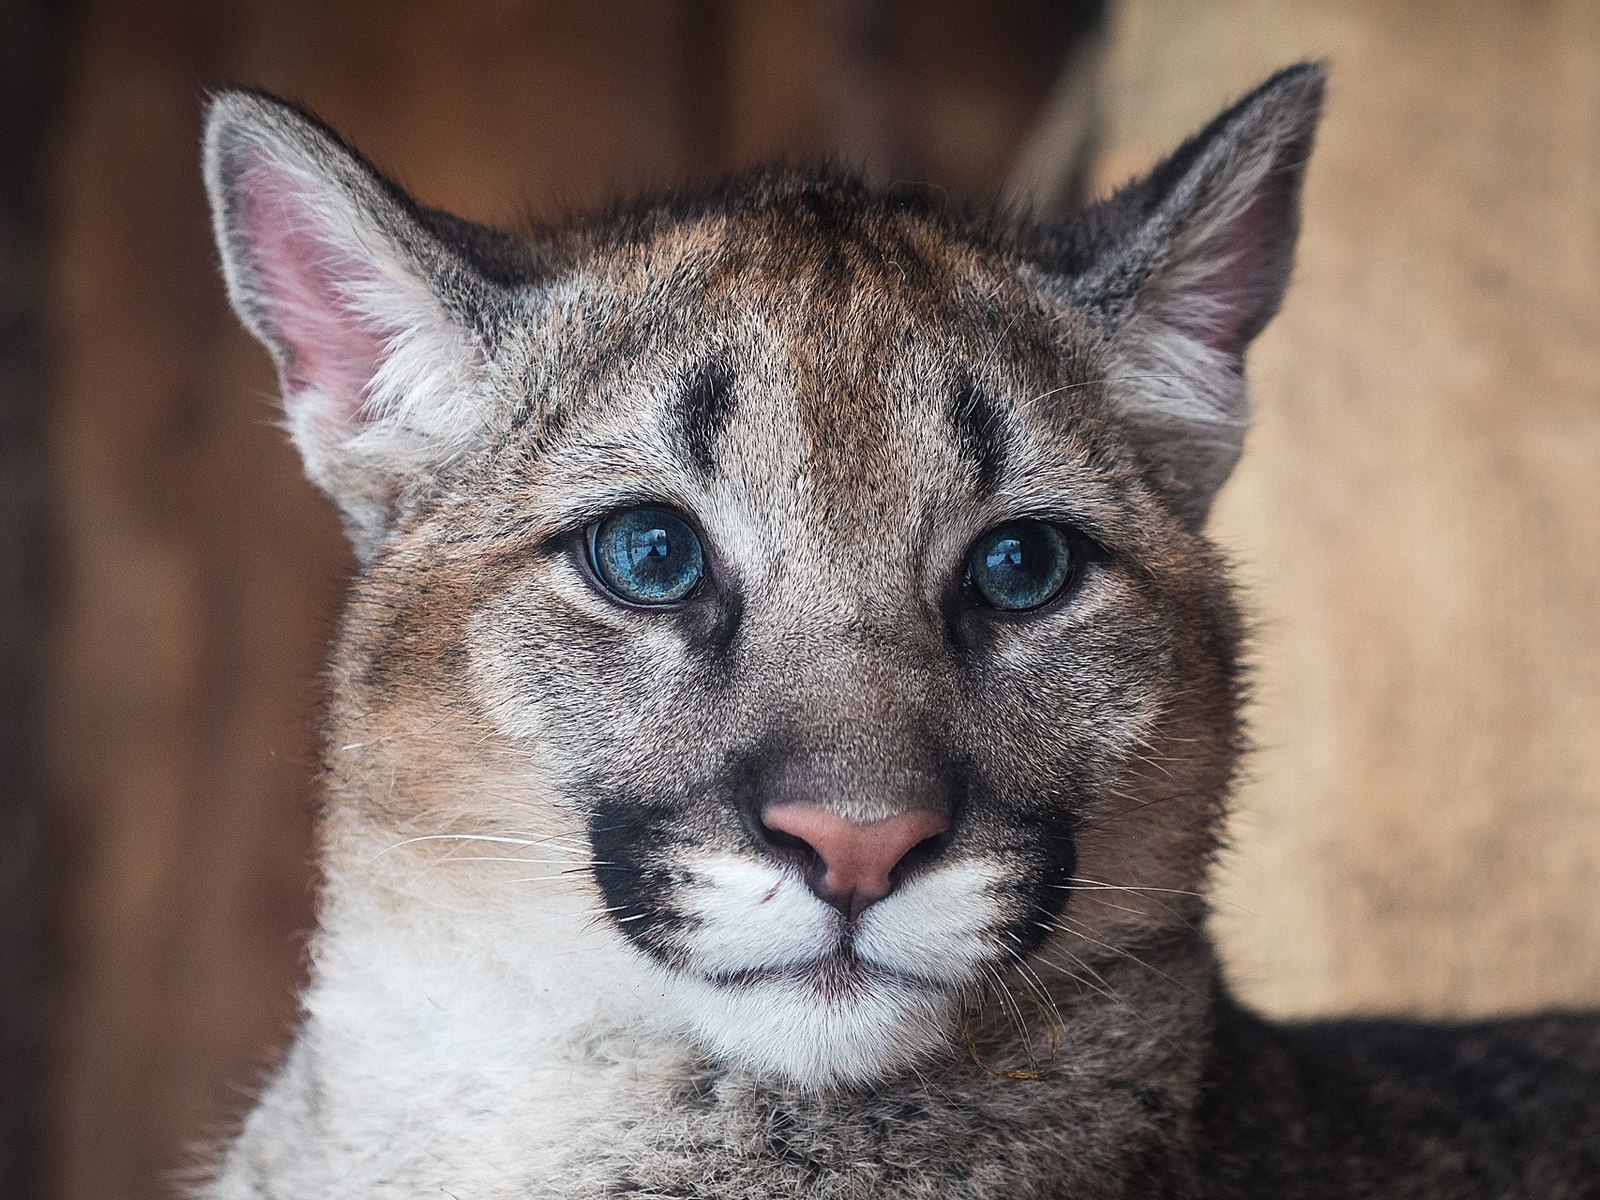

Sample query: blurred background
[2,1,1597,1198]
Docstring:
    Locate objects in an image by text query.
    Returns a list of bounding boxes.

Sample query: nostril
[754,813,826,875]
[903,828,950,868]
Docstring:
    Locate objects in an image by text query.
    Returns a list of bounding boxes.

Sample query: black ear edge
[1129,60,1326,232]
[1024,61,1328,296]
[203,86,474,260]
[1162,61,1327,349]
[1021,63,1328,531]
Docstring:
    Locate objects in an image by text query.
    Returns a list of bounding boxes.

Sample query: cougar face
[206,67,1318,1089]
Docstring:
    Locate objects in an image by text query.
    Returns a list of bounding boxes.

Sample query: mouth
[703,948,947,999]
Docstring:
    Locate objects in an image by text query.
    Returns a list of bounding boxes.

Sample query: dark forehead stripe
[673,357,736,477]
[948,372,1009,498]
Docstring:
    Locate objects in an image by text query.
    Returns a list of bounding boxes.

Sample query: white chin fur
[675,967,959,1089]
[660,853,1006,1087]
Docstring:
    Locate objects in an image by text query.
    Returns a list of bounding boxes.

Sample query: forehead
[490,195,1126,547]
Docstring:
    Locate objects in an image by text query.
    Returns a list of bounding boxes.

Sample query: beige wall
[1093,0,1600,1017]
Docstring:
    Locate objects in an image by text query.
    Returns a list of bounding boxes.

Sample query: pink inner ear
[239,156,392,433]
[1171,161,1297,361]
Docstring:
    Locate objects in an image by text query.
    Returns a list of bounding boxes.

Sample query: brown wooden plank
[1,1,65,1197]
[722,0,1101,197]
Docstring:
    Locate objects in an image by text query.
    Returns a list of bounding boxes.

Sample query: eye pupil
[591,508,705,606]
[967,520,1074,612]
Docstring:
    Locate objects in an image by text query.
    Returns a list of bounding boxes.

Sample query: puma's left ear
[1037,63,1326,526]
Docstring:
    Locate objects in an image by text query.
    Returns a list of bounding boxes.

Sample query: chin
[676,959,961,1090]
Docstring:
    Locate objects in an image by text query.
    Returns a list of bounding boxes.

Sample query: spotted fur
[198,64,1600,1199]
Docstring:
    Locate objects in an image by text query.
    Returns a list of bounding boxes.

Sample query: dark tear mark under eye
[674,358,736,477]
[948,372,1009,499]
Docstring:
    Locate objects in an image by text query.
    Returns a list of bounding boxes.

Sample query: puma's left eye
[589,507,705,606]
[965,520,1075,612]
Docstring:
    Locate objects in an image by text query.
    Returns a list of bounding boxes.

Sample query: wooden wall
[32,2,1600,1199]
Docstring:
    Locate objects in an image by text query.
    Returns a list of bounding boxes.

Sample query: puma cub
[200,64,1600,1198]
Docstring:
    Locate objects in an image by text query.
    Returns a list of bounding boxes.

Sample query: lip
[702,951,946,997]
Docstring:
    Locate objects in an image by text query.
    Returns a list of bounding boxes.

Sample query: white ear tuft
[203,90,514,558]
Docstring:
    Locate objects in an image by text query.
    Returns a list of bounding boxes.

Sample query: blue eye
[966,520,1075,611]
[589,507,705,606]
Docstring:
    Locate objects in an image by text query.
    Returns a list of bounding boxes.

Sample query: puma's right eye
[588,507,705,606]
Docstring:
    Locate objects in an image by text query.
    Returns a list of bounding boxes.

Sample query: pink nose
[759,803,952,919]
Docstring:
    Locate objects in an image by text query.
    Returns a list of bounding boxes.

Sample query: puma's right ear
[204,90,523,558]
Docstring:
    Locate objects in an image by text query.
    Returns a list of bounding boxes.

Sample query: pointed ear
[203,90,526,559]
[1040,63,1326,526]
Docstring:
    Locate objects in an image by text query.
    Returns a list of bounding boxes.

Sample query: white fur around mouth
[676,852,1006,984]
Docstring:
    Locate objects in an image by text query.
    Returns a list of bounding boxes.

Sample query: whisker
[1060,878,1205,898]
[1017,373,1198,413]
[505,874,593,884]
[372,832,570,854]
[1073,894,1150,919]
[1046,882,1197,926]
[1041,914,1204,999]
[1033,940,1121,1006]
[1001,944,1066,1040]
[425,855,607,868]
[982,961,1030,1049]
[1079,790,1204,830]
